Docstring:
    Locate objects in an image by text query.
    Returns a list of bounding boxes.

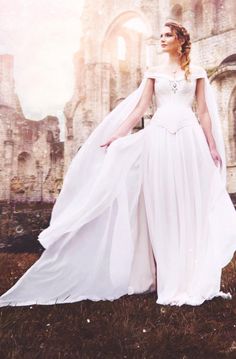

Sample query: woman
[0,21,236,307]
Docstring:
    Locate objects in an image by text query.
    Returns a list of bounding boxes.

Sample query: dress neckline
[145,65,204,81]
[154,73,186,81]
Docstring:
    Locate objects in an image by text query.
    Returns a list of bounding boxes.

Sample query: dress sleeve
[192,65,207,79]
[143,67,157,79]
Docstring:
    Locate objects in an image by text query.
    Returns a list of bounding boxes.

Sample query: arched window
[46,130,54,143]
[170,4,183,22]
[17,152,31,176]
[117,36,126,60]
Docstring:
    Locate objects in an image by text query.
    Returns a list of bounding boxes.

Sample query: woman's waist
[155,103,194,113]
[150,106,199,133]
[153,104,196,119]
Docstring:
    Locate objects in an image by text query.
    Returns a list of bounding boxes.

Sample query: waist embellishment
[150,111,198,134]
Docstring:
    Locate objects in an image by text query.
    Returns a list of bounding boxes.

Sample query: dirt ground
[0,252,236,359]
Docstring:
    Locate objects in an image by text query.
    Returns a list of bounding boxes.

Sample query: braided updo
[164,21,192,80]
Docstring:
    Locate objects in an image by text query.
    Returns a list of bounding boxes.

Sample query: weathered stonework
[64,0,236,193]
[0,2,235,251]
[0,55,64,203]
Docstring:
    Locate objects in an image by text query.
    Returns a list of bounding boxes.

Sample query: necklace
[169,79,178,94]
[169,67,180,94]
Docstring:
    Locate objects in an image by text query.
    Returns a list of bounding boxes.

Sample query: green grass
[0,253,236,359]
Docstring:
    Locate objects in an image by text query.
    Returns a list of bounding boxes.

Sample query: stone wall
[64,0,236,193]
[0,55,64,202]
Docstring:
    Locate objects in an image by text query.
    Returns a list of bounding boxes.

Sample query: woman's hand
[210,147,222,168]
[100,135,121,149]
[100,79,154,150]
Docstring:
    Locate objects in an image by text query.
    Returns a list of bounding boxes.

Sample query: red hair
[164,21,192,80]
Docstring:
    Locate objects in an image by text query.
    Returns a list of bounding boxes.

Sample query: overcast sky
[0,0,85,140]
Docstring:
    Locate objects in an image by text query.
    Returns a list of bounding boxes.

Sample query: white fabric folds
[38,65,227,248]
[0,64,235,307]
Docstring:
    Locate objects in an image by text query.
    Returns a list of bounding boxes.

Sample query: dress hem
[0,290,233,308]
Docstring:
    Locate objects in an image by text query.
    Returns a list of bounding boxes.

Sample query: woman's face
[160,26,181,54]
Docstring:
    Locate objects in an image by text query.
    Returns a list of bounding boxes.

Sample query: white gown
[0,64,236,307]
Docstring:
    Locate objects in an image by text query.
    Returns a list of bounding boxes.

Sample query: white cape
[40,66,228,248]
[0,66,235,307]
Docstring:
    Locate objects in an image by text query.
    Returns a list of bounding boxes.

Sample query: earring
[177,45,182,56]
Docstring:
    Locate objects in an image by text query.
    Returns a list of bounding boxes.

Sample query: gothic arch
[101,10,152,63]
[101,10,152,49]
[220,54,236,66]
[101,11,151,112]
[170,4,183,23]
[17,152,32,176]
[210,63,236,83]
[209,56,236,166]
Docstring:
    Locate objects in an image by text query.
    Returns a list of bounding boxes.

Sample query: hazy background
[0,0,85,140]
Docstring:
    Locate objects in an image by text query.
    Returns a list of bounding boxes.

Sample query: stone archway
[102,11,152,44]
[101,11,151,123]
[210,57,236,193]
[221,54,236,65]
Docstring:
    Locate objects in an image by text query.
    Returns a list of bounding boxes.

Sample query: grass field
[0,252,236,359]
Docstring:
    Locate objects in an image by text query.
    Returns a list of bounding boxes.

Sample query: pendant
[169,80,178,94]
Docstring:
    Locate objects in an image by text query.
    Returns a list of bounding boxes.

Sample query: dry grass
[0,252,236,359]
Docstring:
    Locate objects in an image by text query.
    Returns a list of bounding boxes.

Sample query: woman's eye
[160,33,172,38]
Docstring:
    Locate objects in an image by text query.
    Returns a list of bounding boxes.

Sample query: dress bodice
[154,74,197,108]
[144,65,207,134]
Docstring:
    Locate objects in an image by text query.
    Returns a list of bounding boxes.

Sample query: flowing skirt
[0,111,236,307]
[142,112,236,305]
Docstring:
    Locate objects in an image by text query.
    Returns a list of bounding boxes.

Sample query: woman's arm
[195,77,222,167]
[100,78,155,148]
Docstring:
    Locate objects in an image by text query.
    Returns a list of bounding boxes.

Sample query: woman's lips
[161,44,167,47]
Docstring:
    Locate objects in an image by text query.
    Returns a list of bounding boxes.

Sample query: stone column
[3,138,14,201]
[36,161,43,202]
[183,8,195,36]
[201,0,215,36]
[144,36,159,67]
[85,62,112,126]
[100,62,111,119]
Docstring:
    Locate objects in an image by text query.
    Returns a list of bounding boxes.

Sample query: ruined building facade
[0,1,235,204]
[0,55,64,202]
[64,0,236,193]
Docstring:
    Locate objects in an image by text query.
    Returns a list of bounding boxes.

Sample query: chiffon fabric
[0,64,236,307]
